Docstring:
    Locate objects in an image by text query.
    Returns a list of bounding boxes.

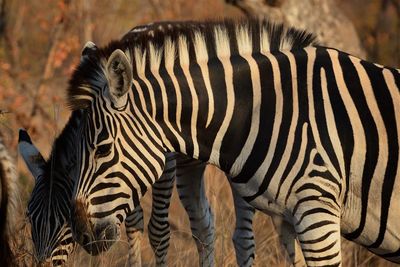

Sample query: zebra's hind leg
[271,216,305,267]
[148,154,176,266]
[230,184,256,267]
[176,155,215,267]
[125,205,145,267]
[293,201,341,267]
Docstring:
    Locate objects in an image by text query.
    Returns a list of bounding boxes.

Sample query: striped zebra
[0,134,18,266]
[65,18,400,266]
[19,112,86,266]
[18,109,256,264]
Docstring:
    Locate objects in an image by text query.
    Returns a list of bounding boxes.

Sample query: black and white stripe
[67,18,400,266]
[18,113,80,266]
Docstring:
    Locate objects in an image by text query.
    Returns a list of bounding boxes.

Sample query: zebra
[67,18,311,266]
[0,133,18,266]
[65,18,400,266]
[19,114,257,267]
[19,112,89,266]
[81,20,302,266]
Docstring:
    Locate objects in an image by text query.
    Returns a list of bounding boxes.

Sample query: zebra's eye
[95,143,112,158]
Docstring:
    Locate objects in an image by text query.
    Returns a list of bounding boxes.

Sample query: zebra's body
[0,135,18,266]
[67,18,400,266]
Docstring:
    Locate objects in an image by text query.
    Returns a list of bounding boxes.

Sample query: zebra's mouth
[82,240,115,255]
[82,222,121,255]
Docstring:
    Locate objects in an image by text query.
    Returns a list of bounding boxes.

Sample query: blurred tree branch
[390,0,399,14]
[0,0,5,36]
[148,0,162,18]
[78,0,93,43]
[2,0,26,92]
[225,0,284,19]
[29,0,72,124]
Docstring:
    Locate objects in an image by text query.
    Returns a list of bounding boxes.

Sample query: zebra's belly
[229,180,289,218]
[341,187,400,261]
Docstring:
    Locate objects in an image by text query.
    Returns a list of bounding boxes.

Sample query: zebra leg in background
[230,184,256,267]
[175,155,215,267]
[147,153,176,266]
[125,205,145,267]
[271,216,305,267]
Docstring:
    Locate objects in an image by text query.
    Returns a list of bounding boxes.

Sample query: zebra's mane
[34,110,82,199]
[67,18,317,110]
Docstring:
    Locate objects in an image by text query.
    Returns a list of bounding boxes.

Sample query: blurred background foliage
[0,0,398,266]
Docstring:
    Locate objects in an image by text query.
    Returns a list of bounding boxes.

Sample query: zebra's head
[18,129,75,263]
[67,42,166,253]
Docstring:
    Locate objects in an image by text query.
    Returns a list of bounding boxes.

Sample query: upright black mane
[30,110,83,207]
[44,110,82,179]
[67,18,317,111]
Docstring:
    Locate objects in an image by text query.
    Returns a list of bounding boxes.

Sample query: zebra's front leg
[125,205,145,267]
[230,184,256,267]
[176,156,215,267]
[271,216,305,267]
[293,201,341,267]
[148,154,176,266]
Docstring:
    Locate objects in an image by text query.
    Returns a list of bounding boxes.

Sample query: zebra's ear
[105,49,132,108]
[81,41,97,59]
[18,129,46,180]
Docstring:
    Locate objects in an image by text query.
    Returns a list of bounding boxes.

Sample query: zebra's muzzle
[85,222,119,255]
[71,198,120,255]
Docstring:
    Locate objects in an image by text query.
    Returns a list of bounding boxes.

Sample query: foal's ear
[105,49,133,108]
[18,129,45,180]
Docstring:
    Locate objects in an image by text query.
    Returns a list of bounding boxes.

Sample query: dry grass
[2,1,398,266]
[10,166,399,267]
